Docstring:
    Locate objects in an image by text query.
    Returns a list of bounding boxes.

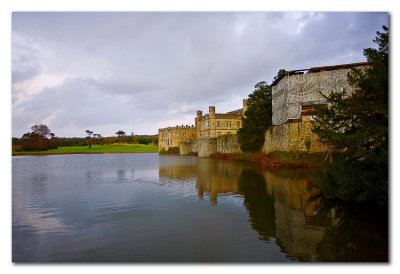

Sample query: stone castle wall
[263,115,328,153]
[179,134,242,157]
[197,138,217,158]
[196,102,248,139]
[272,66,364,126]
[179,142,192,155]
[216,134,242,154]
[158,125,196,151]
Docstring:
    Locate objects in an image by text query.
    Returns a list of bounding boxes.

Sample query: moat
[12,153,388,262]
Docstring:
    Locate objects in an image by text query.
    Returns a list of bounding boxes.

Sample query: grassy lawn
[13,143,158,155]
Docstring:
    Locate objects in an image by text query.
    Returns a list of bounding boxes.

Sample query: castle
[158,100,248,152]
[195,99,248,138]
[158,125,196,151]
[158,61,368,156]
[264,62,368,153]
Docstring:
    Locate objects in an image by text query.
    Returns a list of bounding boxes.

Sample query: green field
[12,143,158,155]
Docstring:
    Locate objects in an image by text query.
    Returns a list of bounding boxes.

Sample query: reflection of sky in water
[12,153,387,262]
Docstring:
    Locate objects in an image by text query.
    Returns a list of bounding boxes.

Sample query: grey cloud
[12,12,388,137]
[12,41,42,83]
[12,63,41,83]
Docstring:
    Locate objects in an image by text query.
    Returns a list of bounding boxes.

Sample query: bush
[138,137,152,145]
[22,144,48,151]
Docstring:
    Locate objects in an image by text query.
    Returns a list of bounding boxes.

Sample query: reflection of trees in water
[238,169,275,242]
[315,202,388,262]
[157,158,388,262]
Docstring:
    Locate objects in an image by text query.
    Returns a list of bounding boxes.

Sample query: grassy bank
[211,151,326,168]
[12,143,158,155]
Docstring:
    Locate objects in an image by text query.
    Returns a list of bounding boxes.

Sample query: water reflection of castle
[158,156,335,261]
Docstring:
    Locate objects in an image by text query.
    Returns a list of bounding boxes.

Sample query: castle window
[217,121,221,127]
[227,122,231,128]
[206,121,210,128]
[237,122,240,127]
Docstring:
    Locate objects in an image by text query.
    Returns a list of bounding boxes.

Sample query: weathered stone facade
[272,62,368,126]
[195,99,248,139]
[196,138,217,158]
[216,134,242,154]
[265,62,368,153]
[179,141,192,155]
[178,134,242,156]
[264,115,328,153]
[158,125,196,151]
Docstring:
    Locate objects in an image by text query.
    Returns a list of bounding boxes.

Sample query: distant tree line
[12,126,158,151]
[13,124,58,151]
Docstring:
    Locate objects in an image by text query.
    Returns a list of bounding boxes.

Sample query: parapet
[159,125,195,131]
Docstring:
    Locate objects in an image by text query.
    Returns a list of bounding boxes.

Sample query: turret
[197,110,203,119]
[196,110,203,129]
[243,99,250,116]
[209,106,215,119]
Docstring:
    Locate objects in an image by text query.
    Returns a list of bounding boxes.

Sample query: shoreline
[12,151,158,156]
[210,152,324,169]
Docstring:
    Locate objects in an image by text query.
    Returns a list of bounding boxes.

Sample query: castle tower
[196,110,203,131]
[243,99,250,116]
[197,110,203,119]
[209,106,215,119]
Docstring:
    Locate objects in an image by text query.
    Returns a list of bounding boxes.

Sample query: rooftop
[271,62,369,86]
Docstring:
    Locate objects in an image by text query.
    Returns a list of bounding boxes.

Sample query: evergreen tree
[237,81,272,152]
[311,26,388,205]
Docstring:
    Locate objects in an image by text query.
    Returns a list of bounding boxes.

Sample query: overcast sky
[12,12,388,138]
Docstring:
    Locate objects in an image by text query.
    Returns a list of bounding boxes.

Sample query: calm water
[12,153,388,262]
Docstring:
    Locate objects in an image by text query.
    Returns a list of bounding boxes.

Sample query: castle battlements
[158,125,195,131]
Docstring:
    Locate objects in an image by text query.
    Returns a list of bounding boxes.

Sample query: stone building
[195,99,249,139]
[264,62,368,153]
[158,125,196,151]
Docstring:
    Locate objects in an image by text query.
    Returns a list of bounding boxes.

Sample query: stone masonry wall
[264,118,328,153]
[191,140,198,153]
[216,134,242,154]
[197,138,217,158]
[179,142,192,155]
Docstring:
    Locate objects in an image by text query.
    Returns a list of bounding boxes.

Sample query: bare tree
[31,124,52,138]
